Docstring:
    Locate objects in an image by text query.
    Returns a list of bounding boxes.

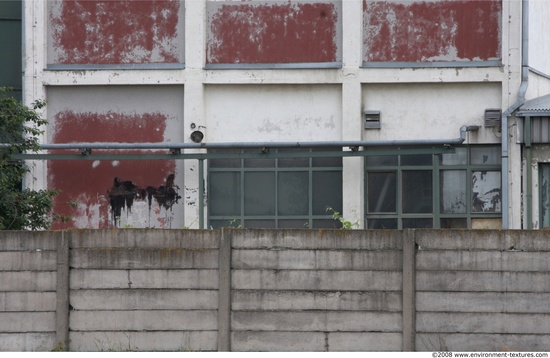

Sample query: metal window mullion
[240,158,245,227]
[397,167,403,230]
[308,153,314,229]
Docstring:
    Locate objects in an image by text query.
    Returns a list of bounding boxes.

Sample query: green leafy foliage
[0,87,58,230]
[326,206,360,230]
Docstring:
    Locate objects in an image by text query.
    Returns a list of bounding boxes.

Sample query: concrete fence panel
[1,229,550,351]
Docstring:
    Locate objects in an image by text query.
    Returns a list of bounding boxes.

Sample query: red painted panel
[51,0,182,64]
[207,1,339,64]
[363,0,501,63]
[48,111,177,229]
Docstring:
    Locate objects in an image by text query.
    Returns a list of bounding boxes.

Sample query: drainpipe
[501,0,529,229]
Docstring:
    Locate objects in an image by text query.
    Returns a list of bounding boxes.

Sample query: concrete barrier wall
[414,230,550,352]
[0,229,549,352]
[0,231,60,351]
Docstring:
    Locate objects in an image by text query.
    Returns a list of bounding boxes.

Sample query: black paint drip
[108,174,181,227]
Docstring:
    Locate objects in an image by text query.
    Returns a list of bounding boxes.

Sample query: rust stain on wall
[48,110,176,229]
[207,1,339,64]
[363,0,501,63]
[50,0,182,64]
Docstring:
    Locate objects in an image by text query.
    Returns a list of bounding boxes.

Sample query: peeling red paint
[48,111,176,229]
[207,1,339,64]
[50,0,182,64]
[363,0,501,63]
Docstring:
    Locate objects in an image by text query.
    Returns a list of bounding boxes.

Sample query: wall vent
[484,109,502,127]
[364,110,381,129]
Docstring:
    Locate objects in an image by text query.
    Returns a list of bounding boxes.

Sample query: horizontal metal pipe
[1,138,464,151]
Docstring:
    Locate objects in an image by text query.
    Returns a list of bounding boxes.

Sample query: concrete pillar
[402,229,417,351]
[341,0,365,227]
[217,228,232,351]
[55,231,70,351]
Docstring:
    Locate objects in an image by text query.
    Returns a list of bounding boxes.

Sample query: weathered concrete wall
[2,229,550,352]
[363,0,501,64]
[0,231,59,351]
[415,230,550,351]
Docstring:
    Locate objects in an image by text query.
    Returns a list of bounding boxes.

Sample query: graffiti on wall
[108,174,181,227]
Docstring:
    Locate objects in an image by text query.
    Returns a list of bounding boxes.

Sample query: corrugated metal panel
[531,117,550,143]
[517,94,550,117]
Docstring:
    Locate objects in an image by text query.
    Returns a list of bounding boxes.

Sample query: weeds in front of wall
[227,218,243,229]
[326,206,360,229]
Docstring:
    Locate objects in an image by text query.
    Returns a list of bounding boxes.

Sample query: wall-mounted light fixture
[364,110,381,129]
[190,130,204,143]
[190,123,205,143]
[484,109,502,127]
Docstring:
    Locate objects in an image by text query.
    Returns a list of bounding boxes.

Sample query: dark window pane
[366,155,398,166]
[403,218,433,228]
[312,148,343,167]
[471,146,500,165]
[244,220,276,228]
[312,171,342,215]
[367,219,397,229]
[244,172,276,215]
[244,158,276,167]
[441,218,467,228]
[440,147,467,165]
[401,154,432,166]
[209,219,241,229]
[278,148,309,167]
[402,171,433,213]
[278,172,308,215]
[472,171,501,212]
[312,219,343,229]
[209,149,242,168]
[367,172,396,213]
[278,219,309,229]
[440,170,467,214]
[209,172,241,216]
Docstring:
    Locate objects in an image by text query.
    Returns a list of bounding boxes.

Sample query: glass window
[402,171,432,213]
[367,172,396,213]
[472,171,501,213]
[471,146,501,165]
[244,172,275,215]
[209,172,240,216]
[441,170,467,214]
[208,148,342,229]
[365,146,501,229]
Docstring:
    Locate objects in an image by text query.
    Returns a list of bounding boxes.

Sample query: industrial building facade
[3,0,550,230]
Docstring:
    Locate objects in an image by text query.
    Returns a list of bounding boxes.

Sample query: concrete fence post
[402,229,417,351]
[218,228,232,351]
[55,230,70,351]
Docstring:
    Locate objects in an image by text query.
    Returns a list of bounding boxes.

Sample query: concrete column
[183,0,207,228]
[218,228,232,351]
[402,229,417,351]
[341,0,365,227]
[55,231,70,351]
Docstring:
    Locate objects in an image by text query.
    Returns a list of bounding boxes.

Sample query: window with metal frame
[208,148,343,229]
[365,146,501,229]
